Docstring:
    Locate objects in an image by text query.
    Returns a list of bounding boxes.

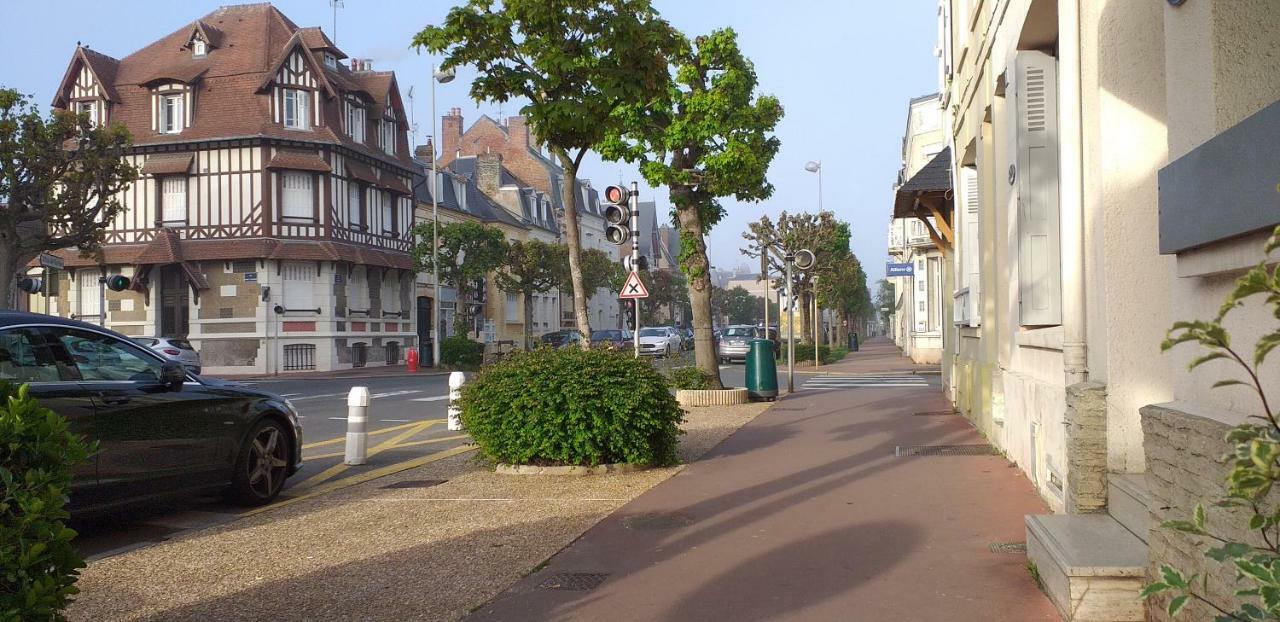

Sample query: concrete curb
[676,387,749,407]
[496,463,649,476]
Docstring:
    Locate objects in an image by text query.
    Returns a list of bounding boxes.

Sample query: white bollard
[447,371,465,431]
[345,386,369,465]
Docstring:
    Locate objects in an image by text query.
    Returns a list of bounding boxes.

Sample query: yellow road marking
[391,434,471,450]
[301,421,432,449]
[239,444,478,518]
[293,421,439,490]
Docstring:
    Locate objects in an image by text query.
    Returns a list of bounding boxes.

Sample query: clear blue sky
[0,0,941,287]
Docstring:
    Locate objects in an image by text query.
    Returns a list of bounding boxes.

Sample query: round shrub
[668,366,713,391]
[0,381,93,619]
[459,347,684,467]
[440,335,483,368]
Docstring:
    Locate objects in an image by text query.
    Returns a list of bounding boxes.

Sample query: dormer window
[192,38,207,57]
[379,120,395,155]
[160,94,183,134]
[324,53,337,68]
[283,89,310,130]
[346,101,365,142]
[76,100,98,128]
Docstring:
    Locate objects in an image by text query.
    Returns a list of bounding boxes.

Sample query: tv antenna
[329,0,344,44]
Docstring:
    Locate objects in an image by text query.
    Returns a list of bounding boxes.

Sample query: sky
[0,0,941,287]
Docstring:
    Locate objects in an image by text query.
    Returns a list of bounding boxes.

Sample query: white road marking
[280,393,302,397]
[290,392,349,402]
[328,417,347,420]
[409,395,450,402]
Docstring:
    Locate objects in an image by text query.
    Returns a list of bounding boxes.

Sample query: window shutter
[381,270,399,313]
[162,177,187,222]
[381,191,394,234]
[282,172,312,220]
[78,270,100,318]
[1014,50,1062,326]
[349,266,370,310]
[964,167,981,326]
[347,183,362,227]
[283,262,314,311]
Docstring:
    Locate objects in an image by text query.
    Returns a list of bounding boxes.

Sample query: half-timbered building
[37,3,417,374]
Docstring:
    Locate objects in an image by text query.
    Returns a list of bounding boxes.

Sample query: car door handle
[101,396,131,406]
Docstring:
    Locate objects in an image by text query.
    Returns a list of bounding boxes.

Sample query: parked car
[133,336,201,374]
[680,327,695,351]
[637,327,682,357]
[539,329,583,350]
[0,311,303,513]
[590,329,632,349]
[717,325,780,363]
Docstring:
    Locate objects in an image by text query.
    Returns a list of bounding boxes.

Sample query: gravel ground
[66,401,771,622]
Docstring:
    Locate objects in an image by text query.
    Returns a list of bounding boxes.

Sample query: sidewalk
[470,338,1057,621]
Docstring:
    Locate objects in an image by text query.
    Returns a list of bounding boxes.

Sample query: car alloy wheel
[230,419,290,505]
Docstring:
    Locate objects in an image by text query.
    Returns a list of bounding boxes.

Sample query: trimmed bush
[459,347,684,467]
[782,344,846,365]
[668,366,713,391]
[0,382,93,620]
[440,335,484,369]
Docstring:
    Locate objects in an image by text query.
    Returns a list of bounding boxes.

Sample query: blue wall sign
[886,262,914,277]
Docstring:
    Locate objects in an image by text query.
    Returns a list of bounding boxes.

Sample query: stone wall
[1065,382,1108,514]
[1142,402,1270,621]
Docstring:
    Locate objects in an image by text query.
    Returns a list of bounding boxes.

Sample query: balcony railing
[953,287,972,327]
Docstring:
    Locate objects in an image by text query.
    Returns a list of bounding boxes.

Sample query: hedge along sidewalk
[65,401,771,622]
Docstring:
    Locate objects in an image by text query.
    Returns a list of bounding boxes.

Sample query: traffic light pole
[631,181,640,358]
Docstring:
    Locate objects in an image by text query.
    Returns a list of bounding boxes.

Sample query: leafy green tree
[638,269,685,323]
[874,279,895,333]
[414,0,680,347]
[742,211,851,343]
[603,28,782,388]
[411,220,506,334]
[818,255,871,343]
[0,88,138,309]
[721,285,766,325]
[495,239,563,349]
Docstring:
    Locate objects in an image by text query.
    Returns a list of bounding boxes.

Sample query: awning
[892,147,952,218]
[344,161,380,185]
[380,175,411,196]
[267,150,332,173]
[141,153,193,176]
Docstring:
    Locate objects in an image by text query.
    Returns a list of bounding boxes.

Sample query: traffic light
[623,254,649,272]
[16,277,43,294]
[105,274,131,292]
[624,299,637,325]
[603,185,631,246]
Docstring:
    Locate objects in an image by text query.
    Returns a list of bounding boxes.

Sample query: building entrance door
[158,265,189,338]
[416,296,433,366]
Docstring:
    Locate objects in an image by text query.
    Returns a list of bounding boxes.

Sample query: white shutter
[381,191,394,234]
[963,167,981,326]
[282,172,312,220]
[162,177,187,223]
[78,270,100,319]
[381,270,399,313]
[282,262,314,311]
[1015,50,1062,326]
[349,266,370,310]
[506,293,518,322]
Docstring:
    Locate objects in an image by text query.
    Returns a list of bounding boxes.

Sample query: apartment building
[936,0,1280,619]
[887,94,948,364]
[34,4,416,374]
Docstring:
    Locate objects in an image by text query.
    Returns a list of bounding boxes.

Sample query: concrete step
[1108,473,1151,544]
[1025,514,1147,622]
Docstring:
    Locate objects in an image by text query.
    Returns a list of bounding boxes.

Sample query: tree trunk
[554,154,592,349]
[799,289,812,345]
[0,245,31,311]
[672,197,724,390]
[523,290,535,350]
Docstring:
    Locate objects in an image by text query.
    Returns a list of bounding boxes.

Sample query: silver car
[637,327,682,357]
[133,336,201,374]
[718,325,763,363]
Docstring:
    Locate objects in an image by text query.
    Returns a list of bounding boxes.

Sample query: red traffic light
[604,185,630,205]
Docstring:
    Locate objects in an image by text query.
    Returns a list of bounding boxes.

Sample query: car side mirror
[160,361,186,392]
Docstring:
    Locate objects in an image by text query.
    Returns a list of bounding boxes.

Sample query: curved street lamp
[804,161,822,212]
[430,64,455,368]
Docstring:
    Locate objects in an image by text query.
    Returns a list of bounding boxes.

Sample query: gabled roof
[51,47,121,106]
[255,31,337,98]
[298,27,345,59]
[184,20,224,49]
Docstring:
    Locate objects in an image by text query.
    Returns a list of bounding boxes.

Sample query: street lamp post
[804,160,823,212]
[430,64,455,368]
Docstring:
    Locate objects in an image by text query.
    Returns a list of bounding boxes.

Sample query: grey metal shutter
[1014,50,1062,326]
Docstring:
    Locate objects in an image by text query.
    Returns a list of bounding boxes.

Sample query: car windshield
[133,338,159,346]
[724,327,755,337]
[638,328,667,337]
[592,330,622,340]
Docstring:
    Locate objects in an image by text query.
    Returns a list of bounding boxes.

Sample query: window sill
[1016,325,1063,351]
[281,218,318,225]
[283,125,312,132]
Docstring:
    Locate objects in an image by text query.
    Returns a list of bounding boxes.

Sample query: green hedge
[0,382,93,620]
[440,335,484,369]
[459,347,684,467]
[668,366,713,391]
[781,343,846,364]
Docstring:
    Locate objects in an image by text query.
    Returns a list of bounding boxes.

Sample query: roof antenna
[407,85,417,146]
[329,0,344,44]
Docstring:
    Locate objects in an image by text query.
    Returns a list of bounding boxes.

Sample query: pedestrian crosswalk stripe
[801,375,929,390]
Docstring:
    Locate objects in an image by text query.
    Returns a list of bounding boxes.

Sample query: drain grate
[538,572,609,591]
[990,542,1028,554]
[381,479,447,489]
[623,511,695,531]
[894,444,1000,457]
[913,410,957,416]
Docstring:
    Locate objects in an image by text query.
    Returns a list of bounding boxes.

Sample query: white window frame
[346,102,366,143]
[281,171,314,221]
[160,94,183,134]
[380,119,395,155]
[161,176,187,224]
[348,266,370,311]
[347,183,364,229]
[192,38,207,57]
[324,53,336,68]
[283,88,310,130]
[76,100,98,128]
[380,190,395,235]
[282,261,315,312]
[78,270,101,321]
[505,292,518,322]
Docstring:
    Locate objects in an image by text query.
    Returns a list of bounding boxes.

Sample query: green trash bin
[746,338,778,401]
[850,332,859,352]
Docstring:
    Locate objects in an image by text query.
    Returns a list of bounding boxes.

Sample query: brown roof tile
[267,149,331,172]
[140,153,193,175]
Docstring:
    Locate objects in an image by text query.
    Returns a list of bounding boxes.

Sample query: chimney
[476,151,502,196]
[415,141,433,162]
[507,115,530,149]
[440,107,463,166]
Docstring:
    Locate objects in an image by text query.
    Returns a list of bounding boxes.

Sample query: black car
[0,311,303,512]
[590,329,632,349]
[539,329,583,350]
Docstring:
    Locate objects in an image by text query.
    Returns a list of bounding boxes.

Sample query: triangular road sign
[619,270,649,299]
